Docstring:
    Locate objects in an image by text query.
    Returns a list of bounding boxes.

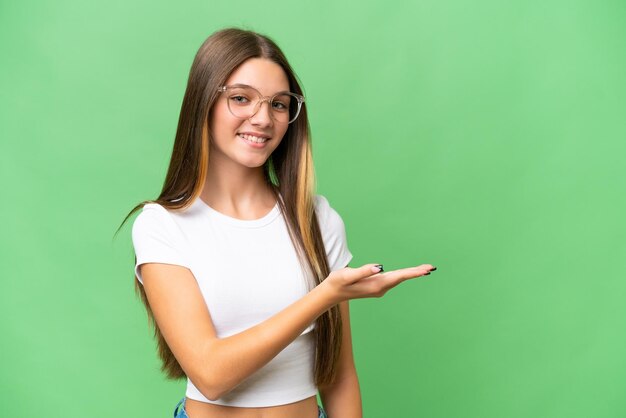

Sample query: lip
[238,133,270,149]
[238,131,271,139]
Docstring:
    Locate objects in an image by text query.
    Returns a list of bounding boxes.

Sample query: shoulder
[314,194,346,226]
[314,194,337,219]
[313,194,353,270]
[135,202,170,218]
[130,203,192,283]
[131,202,186,243]
[314,194,330,210]
[132,203,173,230]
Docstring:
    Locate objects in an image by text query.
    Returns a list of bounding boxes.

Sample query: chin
[238,157,271,169]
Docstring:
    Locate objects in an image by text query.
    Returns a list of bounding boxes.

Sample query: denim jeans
[173,397,328,418]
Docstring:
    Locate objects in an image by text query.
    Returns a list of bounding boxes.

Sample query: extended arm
[140,262,433,401]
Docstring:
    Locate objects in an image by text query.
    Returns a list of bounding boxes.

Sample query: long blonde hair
[119,28,343,387]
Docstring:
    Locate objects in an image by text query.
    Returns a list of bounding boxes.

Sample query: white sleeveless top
[131,194,352,407]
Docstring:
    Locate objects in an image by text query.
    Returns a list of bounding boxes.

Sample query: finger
[381,266,432,286]
[404,264,436,276]
[341,264,384,284]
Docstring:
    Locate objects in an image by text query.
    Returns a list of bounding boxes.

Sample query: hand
[321,263,436,304]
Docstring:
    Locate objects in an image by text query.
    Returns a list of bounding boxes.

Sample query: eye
[271,95,291,112]
[272,101,288,111]
[230,95,250,105]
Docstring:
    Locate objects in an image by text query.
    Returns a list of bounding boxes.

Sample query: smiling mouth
[238,133,269,144]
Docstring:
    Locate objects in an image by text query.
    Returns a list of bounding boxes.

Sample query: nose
[249,99,273,127]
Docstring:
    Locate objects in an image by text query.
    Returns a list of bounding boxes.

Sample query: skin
[139,58,435,417]
[201,58,289,219]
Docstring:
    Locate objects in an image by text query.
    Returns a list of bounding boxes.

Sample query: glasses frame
[217,84,305,124]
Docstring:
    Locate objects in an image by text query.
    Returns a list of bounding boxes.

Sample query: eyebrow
[226,83,292,95]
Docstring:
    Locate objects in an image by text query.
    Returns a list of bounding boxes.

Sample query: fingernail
[431,267,437,271]
[374,264,384,272]
[424,272,431,275]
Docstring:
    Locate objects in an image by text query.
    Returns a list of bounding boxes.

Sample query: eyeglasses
[217,84,305,124]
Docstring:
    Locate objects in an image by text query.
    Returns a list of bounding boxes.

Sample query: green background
[1,1,625,417]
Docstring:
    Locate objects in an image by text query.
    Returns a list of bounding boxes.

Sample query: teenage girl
[126,28,436,418]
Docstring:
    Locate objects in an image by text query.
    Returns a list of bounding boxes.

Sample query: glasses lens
[224,86,302,124]
[225,86,257,119]
[271,93,296,124]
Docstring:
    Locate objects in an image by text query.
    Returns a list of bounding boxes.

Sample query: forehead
[225,58,290,95]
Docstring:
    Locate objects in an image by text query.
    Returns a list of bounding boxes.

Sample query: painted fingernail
[431,267,437,271]
[375,264,384,272]
[424,272,431,275]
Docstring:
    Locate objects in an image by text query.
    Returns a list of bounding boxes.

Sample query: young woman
[126,28,436,418]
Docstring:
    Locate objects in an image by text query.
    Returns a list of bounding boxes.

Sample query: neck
[199,154,276,218]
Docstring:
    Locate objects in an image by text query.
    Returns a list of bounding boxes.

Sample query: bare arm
[140,262,434,400]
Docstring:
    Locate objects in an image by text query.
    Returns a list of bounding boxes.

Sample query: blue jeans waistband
[173,397,328,418]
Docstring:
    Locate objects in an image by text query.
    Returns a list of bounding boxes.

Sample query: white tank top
[131,194,352,407]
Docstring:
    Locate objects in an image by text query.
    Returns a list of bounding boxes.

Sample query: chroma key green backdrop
[1,1,625,417]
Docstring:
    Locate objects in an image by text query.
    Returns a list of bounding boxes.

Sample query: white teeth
[239,133,268,143]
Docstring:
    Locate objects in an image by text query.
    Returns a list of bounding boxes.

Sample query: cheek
[270,130,288,152]
[276,125,289,141]
[210,106,240,136]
